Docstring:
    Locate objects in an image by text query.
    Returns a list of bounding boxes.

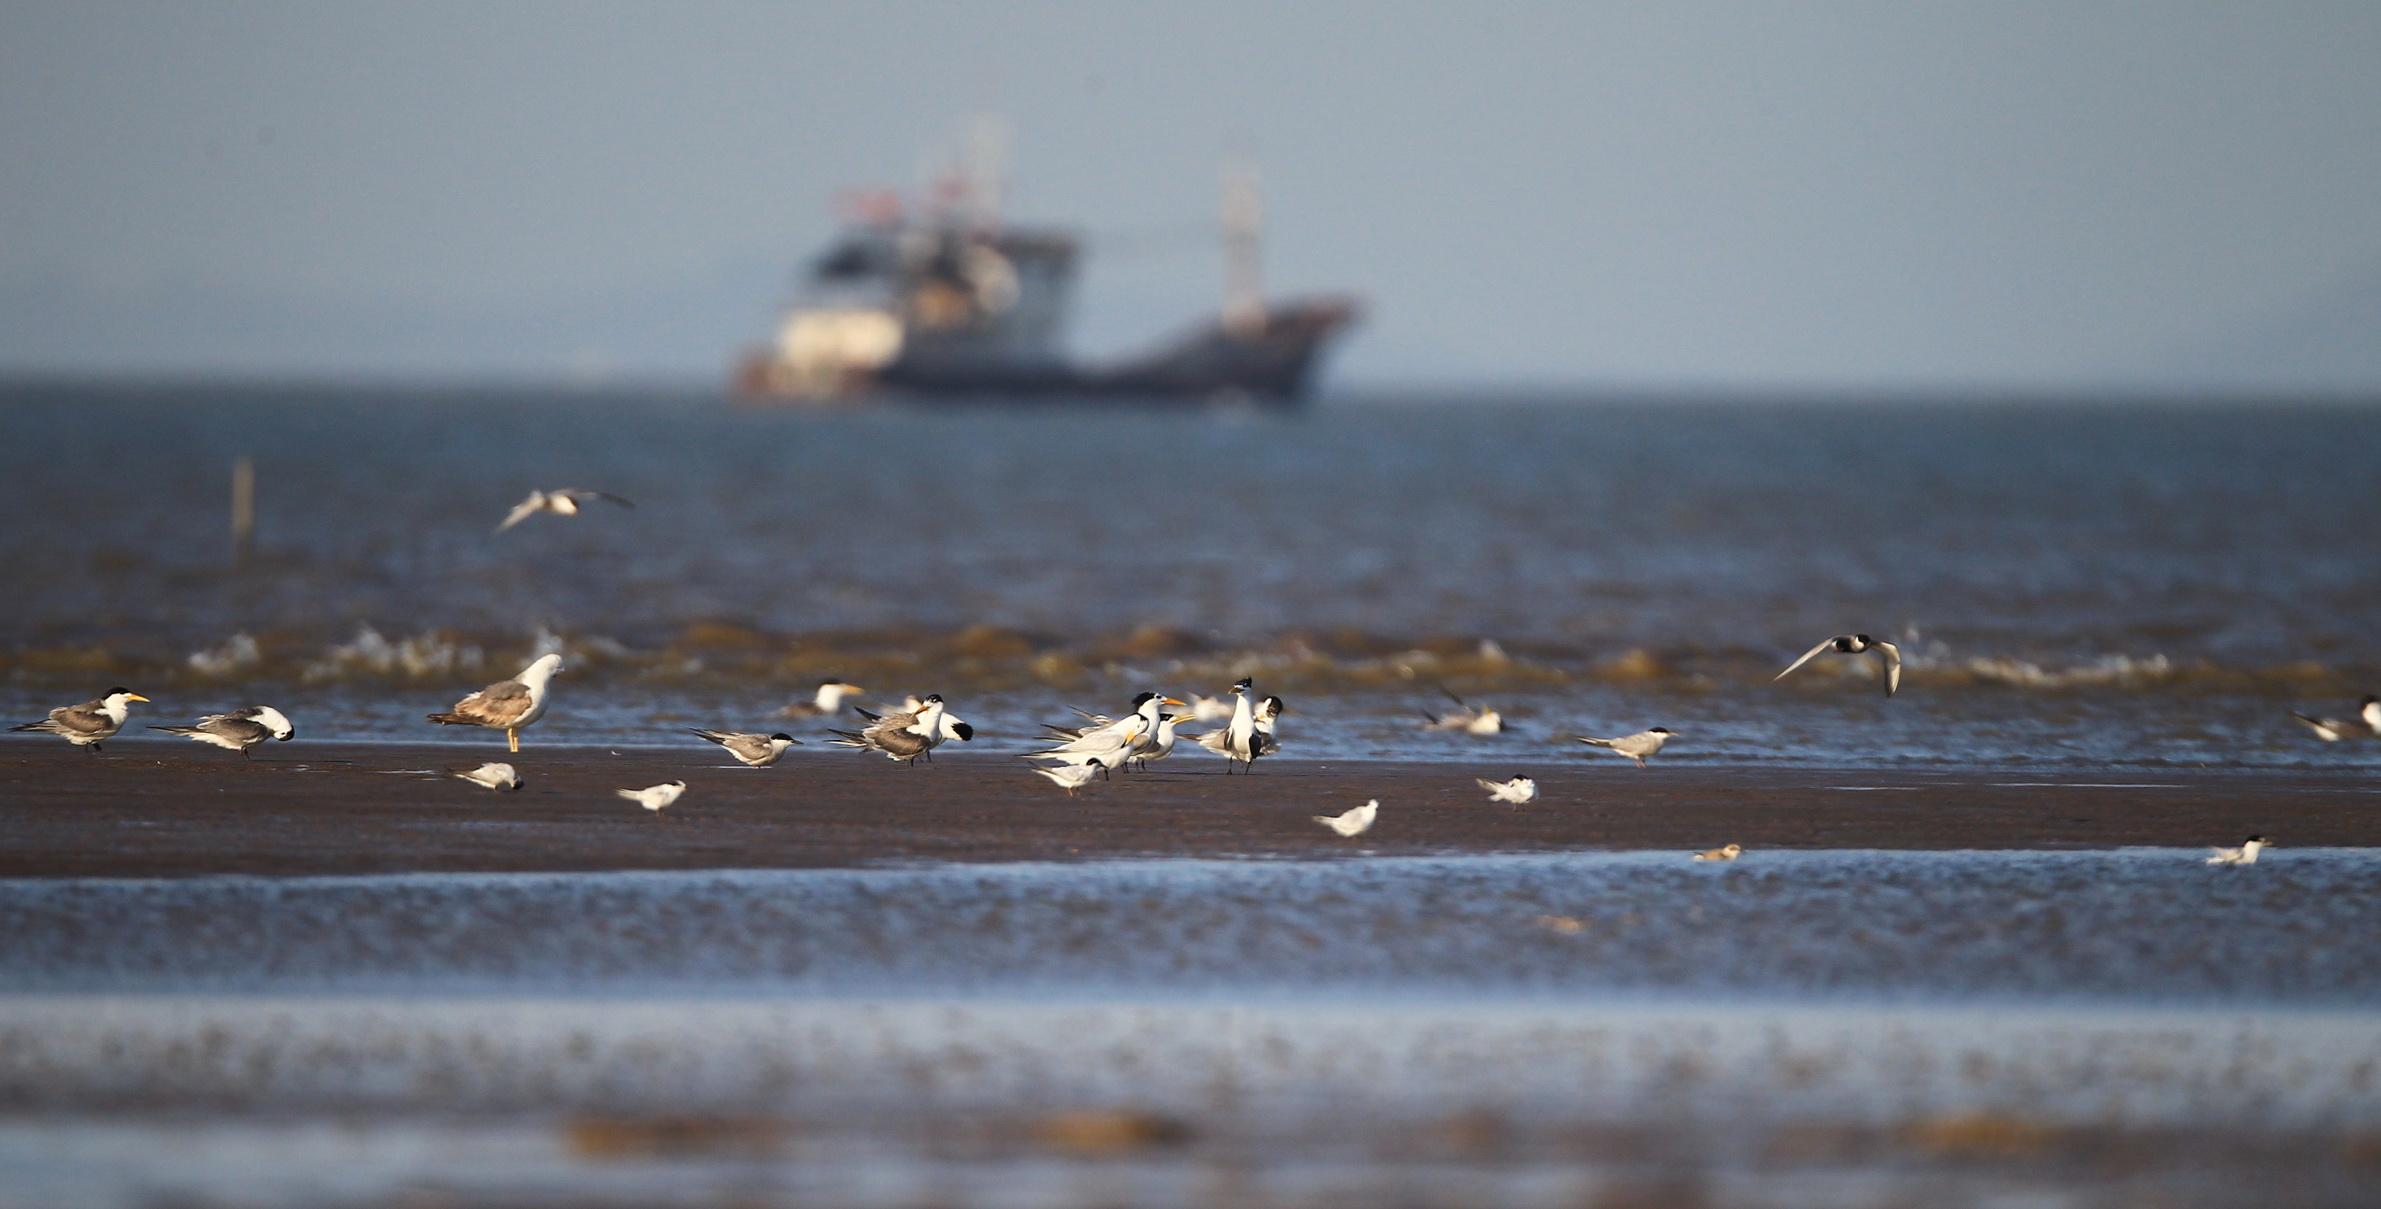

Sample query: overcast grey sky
[5,2,2380,389]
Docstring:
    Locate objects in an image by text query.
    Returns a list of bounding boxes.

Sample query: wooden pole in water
[231,457,255,568]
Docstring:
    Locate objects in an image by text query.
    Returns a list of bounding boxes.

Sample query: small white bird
[617,781,687,812]
[2289,696,2381,741]
[426,653,563,753]
[778,679,866,718]
[1693,843,1743,862]
[9,687,149,752]
[453,762,523,791]
[1314,799,1379,838]
[1422,689,1504,734]
[2207,835,2269,866]
[1775,633,1903,697]
[1031,763,1101,796]
[494,488,634,534]
[687,728,802,767]
[1187,694,1236,722]
[1478,775,1538,807]
[149,705,295,759]
[1578,727,1674,768]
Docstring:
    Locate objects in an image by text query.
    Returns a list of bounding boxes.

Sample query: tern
[1031,763,1102,796]
[149,705,295,759]
[901,695,977,744]
[453,762,523,791]
[828,694,952,764]
[426,653,562,752]
[1422,689,1504,734]
[2207,835,2269,866]
[1025,713,1148,780]
[9,688,149,752]
[618,781,687,812]
[1693,843,1743,862]
[1775,634,1903,697]
[1132,712,1191,771]
[1314,799,1379,838]
[1187,694,1236,722]
[494,488,634,534]
[1194,692,1283,763]
[2288,696,2381,741]
[1477,775,1537,808]
[688,728,802,767]
[1578,727,1674,768]
[1210,678,1264,773]
[779,679,867,718]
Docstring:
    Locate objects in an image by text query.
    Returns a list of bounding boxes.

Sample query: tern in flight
[494,488,634,534]
[1775,634,1903,697]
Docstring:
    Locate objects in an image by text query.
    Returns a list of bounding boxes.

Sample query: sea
[5,383,2381,1207]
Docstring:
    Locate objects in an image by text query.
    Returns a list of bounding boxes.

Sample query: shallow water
[8,385,2381,767]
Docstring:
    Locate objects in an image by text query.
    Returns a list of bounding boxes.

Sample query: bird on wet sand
[454,762,523,791]
[1031,763,1101,796]
[828,694,954,765]
[1693,843,1743,862]
[1478,775,1537,807]
[688,728,802,768]
[149,706,295,759]
[618,781,687,812]
[1775,634,1903,697]
[494,488,634,534]
[1315,800,1379,838]
[9,688,148,752]
[2207,835,2269,866]
[426,654,562,753]
[1578,727,1674,768]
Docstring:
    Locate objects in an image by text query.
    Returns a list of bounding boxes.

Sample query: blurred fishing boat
[734,131,1357,407]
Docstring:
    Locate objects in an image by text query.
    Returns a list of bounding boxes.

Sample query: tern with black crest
[1578,727,1673,768]
[1775,634,1903,697]
[2207,835,2269,866]
[688,728,802,768]
[9,688,148,752]
[150,705,294,759]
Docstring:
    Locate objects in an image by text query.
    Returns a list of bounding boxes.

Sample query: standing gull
[494,489,634,534]
[1314,800,1379,838]
[453,762,523,791]
[688,728,802,768]
[9,688,148,753]
[1578,727,1674,768]
[1477,775,1537,808]
[1775,634,1903,697]
[618,781,687,812]
[150,706,295,759]
[426,653,562,753]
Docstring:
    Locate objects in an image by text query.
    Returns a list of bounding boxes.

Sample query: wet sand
[1,739,2368,877]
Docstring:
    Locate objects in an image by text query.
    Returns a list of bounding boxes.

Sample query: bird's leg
[507,729,519,753]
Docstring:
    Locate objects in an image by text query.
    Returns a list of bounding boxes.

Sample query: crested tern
[1314,799,1379,838]
[779,679,866,718]
[494,488,634,534]
[9,688,149,752]
[425,653,562,752]
[149,705,295,759]
[2288,695,2381,741]
[1578,727,1674,768]
[1477,775,1537,807]
[2207,835,2269,866]
[1693,843,1743,862]
[688,728,802,767]
[453,762,523,791]
[1421,689,1504,734]
[902,695,977,744]
[1025,713,1148,779]
[1133,712,1191,771]
[1031,763,1102,796]
[828,694,952,764]
[1776,634,1903,697]
[618,781,687,812]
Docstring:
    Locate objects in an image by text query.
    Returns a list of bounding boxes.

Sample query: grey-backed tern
[1031,763,1102,796]
[9,688,149,752]
[828,694,952,764]
[1578,727,1674,768]
[1776,634,1902,697]
[1314,799,1379,838]
[2288,696,2381,741]
[1477,775,1537,807]
[426,653,562,752]
[453,762,523,791]
[618,781,687,812]
[149,705,294,759]
[1693,843,1743,862]
[688,728,802,767]
[494,488,634,534]
[2207,835,2269,866]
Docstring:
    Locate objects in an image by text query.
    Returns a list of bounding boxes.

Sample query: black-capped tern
[688,728,802,767]
[494,488,634,534]
[1031,763,1101,796]
[425,654,562,752]
[2207,835,2269,866]
[453,762,523,791]
[9,688,149,752]
[150,705,295,759]
[1578,727,1674,768]
[1776,634,1902,697]
[1314,799,1379,838]
[618,781,687,812]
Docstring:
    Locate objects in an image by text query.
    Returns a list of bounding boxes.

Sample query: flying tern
[2288,695,2381,741]
[9,688,148,752]
[1775,634,1903,697]
[1314,799,1379,838]
[1477,775,1537,807]
[453,762,523,791]
[149,705,295,759]
[618,781,687,812]
[2207,835,2269,866]
[1578,727,1674,768]
[494,488,634,534]
[688,728,802,767]
[425,653,561,752]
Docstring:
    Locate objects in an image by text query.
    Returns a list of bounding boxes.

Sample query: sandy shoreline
[0,739,2365,877]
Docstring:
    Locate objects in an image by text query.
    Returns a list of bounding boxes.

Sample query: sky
[5,1,2381,391]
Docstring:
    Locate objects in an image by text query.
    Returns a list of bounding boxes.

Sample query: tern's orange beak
[1161,697,1185,707]
[125,693,150,702]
